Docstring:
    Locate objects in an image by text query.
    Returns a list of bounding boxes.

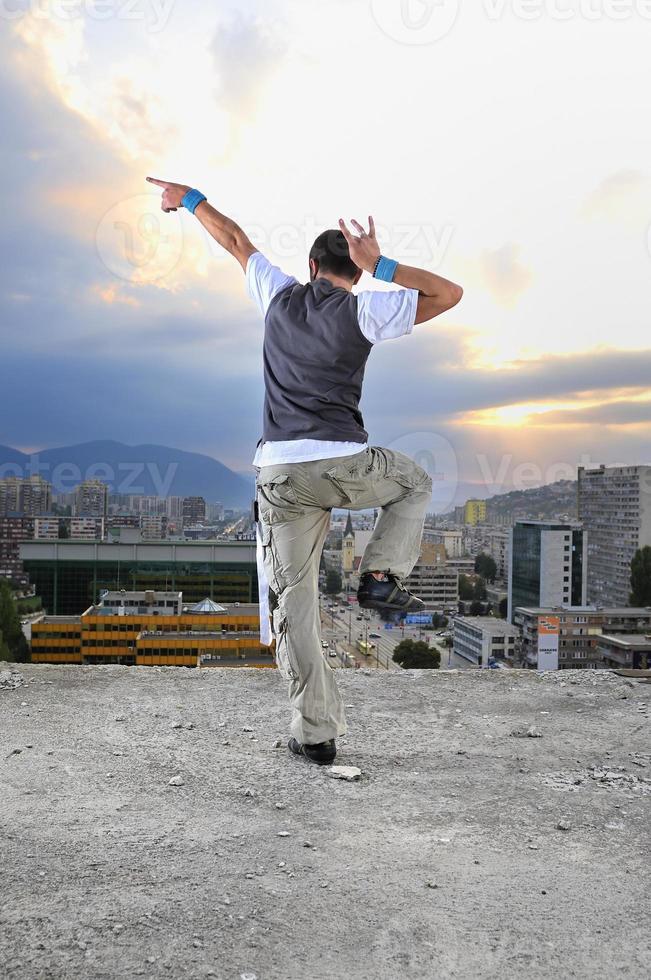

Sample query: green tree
[325,569,343,595]
[630,546,651,606]
[499,597,509,619]
[469,599,484,616]
[393,639,441,670]
[0,578,29,663]
[458,575,473,600]
[475,553,497,583]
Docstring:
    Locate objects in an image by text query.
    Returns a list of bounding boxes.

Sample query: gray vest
[262,278,373,444]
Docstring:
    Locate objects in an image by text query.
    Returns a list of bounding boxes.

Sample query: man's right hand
[339,216,381,274]
[146,176,191,213]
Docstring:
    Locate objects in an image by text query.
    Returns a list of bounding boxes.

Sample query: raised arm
[339,216,463,324]
[146,178,257,272]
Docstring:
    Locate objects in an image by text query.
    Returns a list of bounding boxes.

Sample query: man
[147,177,463,765]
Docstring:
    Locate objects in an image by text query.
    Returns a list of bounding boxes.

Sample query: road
[319,599,473,671]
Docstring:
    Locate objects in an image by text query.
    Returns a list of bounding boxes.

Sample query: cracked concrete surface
[1,665,650,980]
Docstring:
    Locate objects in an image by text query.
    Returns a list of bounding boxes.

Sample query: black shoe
[357,573,425,617]
[288,737,336,766]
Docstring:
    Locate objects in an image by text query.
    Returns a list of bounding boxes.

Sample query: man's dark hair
[309,229,360,281]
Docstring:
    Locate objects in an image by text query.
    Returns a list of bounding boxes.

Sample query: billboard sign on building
[537,615,560,671]
[404,613,433,626]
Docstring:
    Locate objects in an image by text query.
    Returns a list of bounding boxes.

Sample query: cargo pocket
[257,473,305,525]
[382,449,432,493]
[324,450,375,505]
[272,606,299,682]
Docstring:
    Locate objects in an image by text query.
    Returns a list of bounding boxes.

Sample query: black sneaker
[288,737,336,766]
[357,573,425,617]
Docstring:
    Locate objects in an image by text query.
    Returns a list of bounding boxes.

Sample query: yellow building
[464,499,487,526]
[30,592,272,669]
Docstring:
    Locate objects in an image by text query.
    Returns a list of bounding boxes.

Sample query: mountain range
[0,441,254,508]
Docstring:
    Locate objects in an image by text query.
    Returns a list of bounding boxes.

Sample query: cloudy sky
[1,0,650,506]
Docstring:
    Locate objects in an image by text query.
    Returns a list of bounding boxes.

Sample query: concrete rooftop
[1,665,650,980]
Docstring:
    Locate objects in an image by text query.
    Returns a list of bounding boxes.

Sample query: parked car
[369,632,381,639]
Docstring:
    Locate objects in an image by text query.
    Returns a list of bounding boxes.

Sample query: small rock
[273,739,283,749]
[185,723,195,730]
[425,881,439,889]
[171,723,183,730]
[303,840,315,849]
[326,765,361,782]
[556,820,572,831]
[275,803,286,810]
[114,716,125,722]
[242,727,254,733]
[168,775,185,787]
[277,831,290,838]
[243,789,255,798]
[510,726,543,738]
[0,670,25,691]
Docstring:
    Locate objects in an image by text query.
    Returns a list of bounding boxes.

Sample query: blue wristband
[181,188,207,214]
[373,256,399,283]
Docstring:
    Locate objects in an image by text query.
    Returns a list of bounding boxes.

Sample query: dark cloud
[1,23,649,483]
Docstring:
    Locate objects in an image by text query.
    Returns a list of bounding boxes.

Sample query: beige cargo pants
[255,447,432,745]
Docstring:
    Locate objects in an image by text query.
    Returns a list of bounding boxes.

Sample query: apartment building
[578,464,651,607]
[0,476,52,516]
[513,605,651,669]
[452,616,519,666]
[74,480,108,518]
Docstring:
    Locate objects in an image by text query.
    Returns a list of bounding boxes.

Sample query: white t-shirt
[247,252,418,467]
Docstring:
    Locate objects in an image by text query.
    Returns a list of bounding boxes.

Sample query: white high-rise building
[578,464,651,607]
[508,521,587,622]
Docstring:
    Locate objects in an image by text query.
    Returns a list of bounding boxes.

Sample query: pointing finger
[146,177,170,188]
[368,215,376,237]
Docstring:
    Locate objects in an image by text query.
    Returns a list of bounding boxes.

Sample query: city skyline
[2,1,650,484]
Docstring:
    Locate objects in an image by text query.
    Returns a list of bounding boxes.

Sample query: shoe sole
[358,596,426,615]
